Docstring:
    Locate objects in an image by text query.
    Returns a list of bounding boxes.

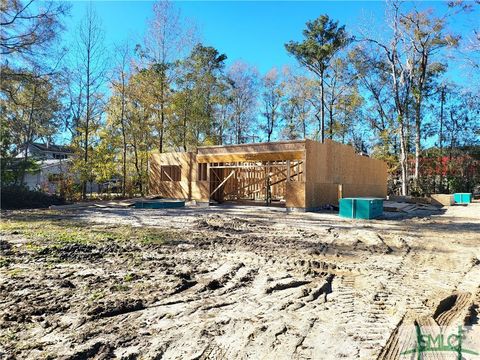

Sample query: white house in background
[15,142,74,193]
[15,142,99,194]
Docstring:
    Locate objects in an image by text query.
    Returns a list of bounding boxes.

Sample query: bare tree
[1,0,68,59]
[1,0,69,106]
[110,43,131,197]
[226,61,259,144]
[261,68,283,142]
[360,1,414,195]
[281,66,313,139]
[139,0,197,153]
[69,4,106,199]
[400,8,457,185]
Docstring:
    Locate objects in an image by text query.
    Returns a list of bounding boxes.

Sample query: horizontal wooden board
[196,150,305,163]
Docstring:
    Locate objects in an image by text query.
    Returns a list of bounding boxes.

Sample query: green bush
[0,186,66,210]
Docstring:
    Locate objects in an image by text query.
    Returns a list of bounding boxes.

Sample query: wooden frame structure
[149,139,388,211]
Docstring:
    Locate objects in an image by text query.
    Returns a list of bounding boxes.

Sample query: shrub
[0,186,66,210]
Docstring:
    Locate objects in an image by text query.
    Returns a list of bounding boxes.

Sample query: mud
[0,203,479,359]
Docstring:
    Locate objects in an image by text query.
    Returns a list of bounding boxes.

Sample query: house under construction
[149,139,388,211]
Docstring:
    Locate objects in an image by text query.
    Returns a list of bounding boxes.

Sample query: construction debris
[383,201,441,213]
[50,199,137,210]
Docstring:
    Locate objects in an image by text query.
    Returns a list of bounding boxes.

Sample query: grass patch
[112,284,130,292]
[140,232,169,245]
[0,257,11,267]
[0,218,178,248]
[89,291,105,301]
[7,268,24,277]
[124,273,136,282]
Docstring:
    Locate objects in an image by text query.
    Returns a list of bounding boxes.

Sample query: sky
[55,1,478,145]
[63,1,478,75]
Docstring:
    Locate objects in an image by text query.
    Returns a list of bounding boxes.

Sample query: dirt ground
[0,202,479,359]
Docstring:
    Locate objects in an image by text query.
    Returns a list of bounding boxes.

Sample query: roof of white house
[30,142,73,153]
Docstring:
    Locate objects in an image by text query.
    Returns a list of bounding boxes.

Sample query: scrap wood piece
[50,203,94,210]
[383,201,413,212]
[417,203,441,211]
[401,205,417,213]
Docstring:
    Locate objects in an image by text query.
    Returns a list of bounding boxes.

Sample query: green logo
[400,324,479,358]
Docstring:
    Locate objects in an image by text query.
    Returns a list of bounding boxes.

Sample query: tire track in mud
[140,244,340,359]
[3,208,480,359]
[314,233,415,359]
[81,219,421,358]
[376,237,480,360]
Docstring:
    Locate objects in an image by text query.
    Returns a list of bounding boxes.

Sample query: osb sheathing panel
[149,151,209,201]
[305,182,338,208]
[285,182,305,208]
[305,139,387,207]
[342,184,386,199]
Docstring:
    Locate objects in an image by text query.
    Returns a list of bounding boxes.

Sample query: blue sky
[57,1,477,145]
[63,1,477,75]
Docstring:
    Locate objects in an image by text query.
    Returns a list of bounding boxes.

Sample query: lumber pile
[50,199,137,210]
[430,194,454,206]
[386,194,455,211]
[388,195,431,204]
[383,200,441,213]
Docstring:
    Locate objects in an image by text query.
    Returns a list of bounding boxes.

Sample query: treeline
[1,0,479,199]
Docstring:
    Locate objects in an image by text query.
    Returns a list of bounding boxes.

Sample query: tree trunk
[183,106,187,151]
[159,109,164,154]
[399,114,408,196]
[267,112,274,143]
[132,140,143,196]
[120,75,127,198]
[329,101,334,140]
[320,72,325,143]
[236,116,241,144]
[414,106,421,181]
[413,53,428,186]
[302,111,307,139]
[438,86,445,192]
[20,83,38,185]
[82,29,92,200]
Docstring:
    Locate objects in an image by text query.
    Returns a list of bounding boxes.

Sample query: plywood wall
[149,151,209,201]
[285,182,305,208]
[304,139,387,208]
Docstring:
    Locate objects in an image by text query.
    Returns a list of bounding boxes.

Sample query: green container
[453,193,472,204]
[339,198,384,219]
[135,200,185,209]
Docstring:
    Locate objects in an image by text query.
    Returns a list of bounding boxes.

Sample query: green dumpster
[135,199,185,209]
[339,198,384,219]
[453,193,472,204]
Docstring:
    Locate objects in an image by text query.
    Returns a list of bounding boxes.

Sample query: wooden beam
[197,149,305,163]
[208,163,287,169]
[162,169,174,182]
